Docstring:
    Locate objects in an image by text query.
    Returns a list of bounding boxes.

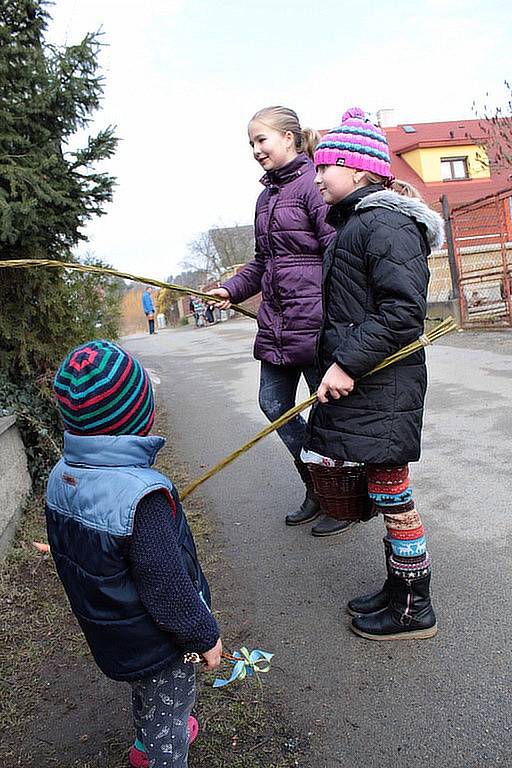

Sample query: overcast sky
[48,0,512,280]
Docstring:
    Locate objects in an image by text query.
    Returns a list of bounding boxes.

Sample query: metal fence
[427,248,454,304]
[449,190,512,327]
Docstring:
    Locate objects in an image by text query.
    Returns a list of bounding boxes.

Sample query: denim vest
[45,432,211,681]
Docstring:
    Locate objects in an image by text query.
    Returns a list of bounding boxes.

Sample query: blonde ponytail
[391,179,424,201]
[250,106,318,158]
[300,127,320,160]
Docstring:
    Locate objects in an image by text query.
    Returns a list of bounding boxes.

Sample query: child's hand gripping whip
[184,647,274,688]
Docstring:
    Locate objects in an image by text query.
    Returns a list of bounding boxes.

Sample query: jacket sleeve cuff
[331,349,364,380]
[181,616,220,653]
[220,277,239,304]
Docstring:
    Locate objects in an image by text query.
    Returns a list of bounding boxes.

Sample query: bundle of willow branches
[180,317,458,498]
[0,258,257,319]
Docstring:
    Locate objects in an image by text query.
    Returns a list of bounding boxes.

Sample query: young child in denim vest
[45,340,222,767]
[303,108,445,640]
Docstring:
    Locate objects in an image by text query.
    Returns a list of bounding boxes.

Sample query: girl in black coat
[303,108,444,640]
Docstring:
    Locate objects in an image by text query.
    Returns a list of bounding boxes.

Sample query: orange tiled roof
[385,119,512,209]
[320,118,512,209]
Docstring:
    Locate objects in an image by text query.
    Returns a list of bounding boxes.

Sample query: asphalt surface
[124,320,512,768]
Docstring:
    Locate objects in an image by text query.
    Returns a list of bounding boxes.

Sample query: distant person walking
[191,298,206,328]
[209,106,352,537]
[142,287,156,335]
[205,302,216,325]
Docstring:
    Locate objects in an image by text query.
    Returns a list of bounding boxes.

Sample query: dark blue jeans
[145,313,155,334]
[259,361,318,460]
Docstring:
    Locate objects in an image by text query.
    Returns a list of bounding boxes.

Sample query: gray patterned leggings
[131,660,196,768]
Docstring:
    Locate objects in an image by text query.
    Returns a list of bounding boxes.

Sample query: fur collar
[355,190,445,250]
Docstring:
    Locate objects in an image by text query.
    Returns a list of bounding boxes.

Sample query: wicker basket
[307,462,373,521]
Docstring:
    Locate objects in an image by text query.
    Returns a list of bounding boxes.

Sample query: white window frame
[441,156,469,181]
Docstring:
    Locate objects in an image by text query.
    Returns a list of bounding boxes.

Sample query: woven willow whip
[1,256,457,499]
[180,317,458,498]
[0,258,257,319]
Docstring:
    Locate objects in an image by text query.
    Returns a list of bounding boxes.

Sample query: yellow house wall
[401,145,490,182]
[401,148,424,178]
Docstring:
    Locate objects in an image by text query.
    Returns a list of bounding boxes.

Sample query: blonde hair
[363,171,392,187]
[250,106,320,160]
[391,179,424,201]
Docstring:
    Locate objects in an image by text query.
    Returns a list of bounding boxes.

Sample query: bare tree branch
[183,223,255,281]
[473,81,512,172]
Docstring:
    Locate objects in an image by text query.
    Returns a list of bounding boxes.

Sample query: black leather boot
[285,490,321,525]
[311,515,358,536]
[351,560,437,641]
[347,539,392,616]
[285,459,321,526]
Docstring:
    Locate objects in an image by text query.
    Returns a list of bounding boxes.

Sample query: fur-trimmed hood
[356,190,445,250]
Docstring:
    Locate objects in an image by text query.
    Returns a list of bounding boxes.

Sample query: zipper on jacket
[266,188,284,361]
[267,188,280,301]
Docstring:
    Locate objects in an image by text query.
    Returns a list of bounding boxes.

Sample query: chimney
[376,109,395,128]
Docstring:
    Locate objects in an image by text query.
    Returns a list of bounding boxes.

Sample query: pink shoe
[188,714,199,745]
[128,716,200,766]
[128,744,148,768]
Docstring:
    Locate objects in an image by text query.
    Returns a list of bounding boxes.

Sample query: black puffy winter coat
[304,185,444,465]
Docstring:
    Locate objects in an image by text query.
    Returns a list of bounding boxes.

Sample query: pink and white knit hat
[314,107,392,178]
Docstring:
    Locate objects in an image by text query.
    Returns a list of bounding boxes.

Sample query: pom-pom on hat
[53,340,155,436]
[314,107,392,178]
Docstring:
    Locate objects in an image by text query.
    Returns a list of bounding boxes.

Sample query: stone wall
[0,415,32,558]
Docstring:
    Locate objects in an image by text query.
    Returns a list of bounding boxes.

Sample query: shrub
[0,373,62,488]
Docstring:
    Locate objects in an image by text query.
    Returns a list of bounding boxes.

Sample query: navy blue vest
[45,433,211,682]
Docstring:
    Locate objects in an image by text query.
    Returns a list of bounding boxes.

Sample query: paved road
[124,321,512,768]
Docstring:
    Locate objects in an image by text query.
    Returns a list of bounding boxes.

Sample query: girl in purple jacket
[209,106,351,537]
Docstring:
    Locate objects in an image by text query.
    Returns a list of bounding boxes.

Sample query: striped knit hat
[314,107,392,179]
[53,340,154,436]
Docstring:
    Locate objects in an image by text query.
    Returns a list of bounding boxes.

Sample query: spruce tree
[0,0,118,379]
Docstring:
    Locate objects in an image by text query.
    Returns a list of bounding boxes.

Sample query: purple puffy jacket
[222,154,334,366]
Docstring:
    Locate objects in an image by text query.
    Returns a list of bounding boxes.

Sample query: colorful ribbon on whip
[183,647,274,688]
[213,647,274,688]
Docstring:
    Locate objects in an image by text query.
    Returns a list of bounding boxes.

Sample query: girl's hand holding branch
[207,288,231,310]
[317,363,354,403]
